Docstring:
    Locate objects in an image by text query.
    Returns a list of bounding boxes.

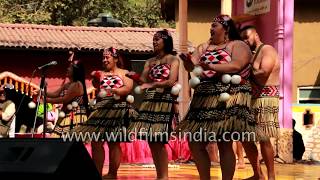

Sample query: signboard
[244,0,270,15]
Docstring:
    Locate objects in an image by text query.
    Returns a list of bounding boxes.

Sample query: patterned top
[200,47,251,82]
[100,75,124,96]
[60,82,85,112]
[200,48,231,78]
[148,64,171,82]
[200,49,232,64]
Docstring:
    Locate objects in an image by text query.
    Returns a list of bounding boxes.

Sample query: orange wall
[176,0,221,47]
[293,0,320,103]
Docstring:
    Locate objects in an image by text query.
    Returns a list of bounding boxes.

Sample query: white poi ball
[71,101,79,108]
[218,92,231,102]
[89,99,96,106]
[59,111,66,118]
[98,89,107,98]
[126,95,134,104]
[37,124,44,134]
[175,83,182,90]
[231,75,242,84]
[47,122,54,130]
[113,94,121,100]
[221,74,232,84]
[189,77,200,88]
[134,86,143,94]
[67,104,73,110]
[192,66,204,76]
[28,101,36,109]
[156,88,164,93]
[171,86,180,96]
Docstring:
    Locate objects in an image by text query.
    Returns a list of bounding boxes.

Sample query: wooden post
[221,0,232,16]
[178,0,190,119]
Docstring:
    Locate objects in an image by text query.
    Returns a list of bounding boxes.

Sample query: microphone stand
[40,69,48,138]
[31,68,48,138]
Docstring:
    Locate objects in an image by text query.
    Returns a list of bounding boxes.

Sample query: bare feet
[156,177,168,180]
[243,169,265,180]
[267,175,275,180]
[242,175,265,180]
[237,163,246,169]
[102,173,117,179]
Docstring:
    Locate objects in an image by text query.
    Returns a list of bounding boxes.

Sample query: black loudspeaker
[0,139,101,180]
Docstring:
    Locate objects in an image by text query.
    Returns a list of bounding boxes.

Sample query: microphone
[37,61,58,70]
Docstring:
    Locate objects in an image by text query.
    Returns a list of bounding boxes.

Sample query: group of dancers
[29,14,280,180]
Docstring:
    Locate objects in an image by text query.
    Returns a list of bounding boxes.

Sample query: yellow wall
[293,0,320,103]
[292,104,320,160]
[176,0,221,47]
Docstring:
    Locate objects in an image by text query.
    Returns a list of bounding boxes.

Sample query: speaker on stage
[0,139,101,180]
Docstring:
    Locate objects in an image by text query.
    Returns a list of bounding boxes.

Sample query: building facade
[174,0,294,162]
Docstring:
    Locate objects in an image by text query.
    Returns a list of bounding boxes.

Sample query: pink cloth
[85,140,191,163]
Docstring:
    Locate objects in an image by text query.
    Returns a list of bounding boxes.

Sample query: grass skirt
[128,88,176,143]
[252,97,279,138]
[177,81,265,142]
[51,108,87,138]
[72,96,138,142]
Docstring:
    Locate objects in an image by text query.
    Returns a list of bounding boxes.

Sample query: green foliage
[99,0,163,27]
[0,0,175,28]
[0,0,51,24]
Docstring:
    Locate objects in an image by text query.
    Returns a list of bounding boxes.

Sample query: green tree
[104,0,170,28]
[44,0,109,26]
[0,0,174,28]
[0,0,50,24]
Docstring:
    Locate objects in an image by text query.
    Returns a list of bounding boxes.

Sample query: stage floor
[102,163,320,179]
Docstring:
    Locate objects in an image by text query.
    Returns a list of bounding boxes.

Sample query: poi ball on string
[47,122,54,130]
[126,95,134,104]
[171,86,180,96]
[28,101,36,109]
[231,75,242,84]
[218,92,230,102]
[37,124,44,134]
[175,83,182,90]
[189,77,200,88]
[134,86,143,94]
[59,111,66,118]
[221,74,232,84]
[71,101,79,108]
[192,66,204,76]
[67,104,73,110]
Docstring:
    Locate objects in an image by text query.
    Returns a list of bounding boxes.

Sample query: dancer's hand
[31,89,40,96]
[179,53,192,63]
[140,83,153,90]
[91,70,101,80]
[125,71,143,84]
[198,61,211,70]
[91,71,101,88]
[179,53,195,71]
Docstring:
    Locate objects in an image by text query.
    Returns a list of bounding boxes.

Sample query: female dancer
[179,15,263,180]
[74,47,137,178]
[49,60,89,137]
[127,29,179,179]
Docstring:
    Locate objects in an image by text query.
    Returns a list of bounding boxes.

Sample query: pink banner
[85,140,191,164]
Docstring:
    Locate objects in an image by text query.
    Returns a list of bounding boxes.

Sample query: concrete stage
[101,163,320,179]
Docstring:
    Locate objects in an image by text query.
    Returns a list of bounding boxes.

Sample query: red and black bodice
[148,63,171,82]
